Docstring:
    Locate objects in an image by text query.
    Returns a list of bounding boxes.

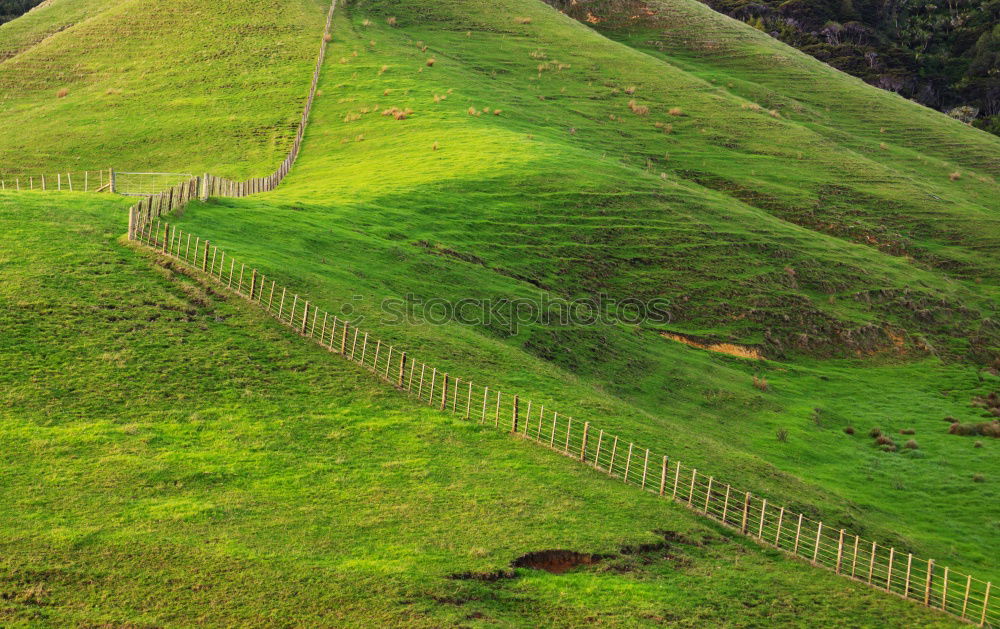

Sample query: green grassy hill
[0,194,966,627]
[156,0,999,584]
[0,0,327,176]
[1,0,998,624]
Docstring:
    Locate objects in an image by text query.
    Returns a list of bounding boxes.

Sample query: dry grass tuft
[343,113,361,123]
[493,109,502,116]
[355,134,365,142]
[106,88,122,95]
[768,109,781,118]
[869,427,883,438]
[844,426,855,435]
[628,100,649,115]
[387,16,397,26]
[949,171,961,181]
[426,58,436,67]
[515,16,532,24]
[899,428,915,435]
[468,106,480,116]
[904,439,919,449]
[324,33,332,43]
[752,375,768,392]
[625,85,637,95]
[56,88,69,99]
[382,107,413,120]
[879,142,888,150]
[668,107,683,116]
[362,19,372,27]
[741,102,762,112]
[339,57,348,64]
[378,65,389,75]
[432,141,439,151]
[530,50,547,60]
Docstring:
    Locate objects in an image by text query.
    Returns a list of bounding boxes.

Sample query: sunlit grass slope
[167,0,999,584]
[0,193,966,627]
[0,0,327,177]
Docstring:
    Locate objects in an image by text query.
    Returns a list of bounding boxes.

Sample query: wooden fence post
[941,566,949,612]
[836,529,845,574]
[741,492,751,534]
[672,461,681,499]
[110,168,116,194]
[162,222,169,252]
[868,542,877,584]
[704,476,713,514]
[758,499,767,538]
[774,507,784,547]
[512,394,519,433]
[564,417,571,452]
[249,269,258,301]
[924,559,934,606]
[962,574,972,619]
[851,535,859,577]
[465,381,472,419]
[398,352,406,387]
[442,374,450,411]
[688,468,697,504]
[608,436,618,476]
[904,553,913,598]
[814,522,823,564]
[595,430,603,468]
[579,421,588,459]
[127,206,136,240]
[794,514,803,555]
[980,582,990,627]
[641,449,650,489]
[722,485,730,523]
[659,456,668,497]
[887,547,895,593]
[341,322,348,354]
[624,443,633,483]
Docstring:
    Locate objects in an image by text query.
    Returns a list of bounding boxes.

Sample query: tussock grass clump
[904,439,919,449]
[381,107,413,120]
[625,85,637,95]
[974,441,983,448]
[752,375,768,392]
[426,58,436,67]
[324,33,332,43]
[668,107,683,116]
[432,141,439,151]
[56,88,69,98]
[378,65,389,75]
[948,420,1000,437]
[628,100,649,116]
[530,50,547,60]
[881,444,897,452]
[387,16,397,26]
[973,473,985,483]
[875,435,894,447]
[900,428,915,435]
[515,17,532,24]
[869,427,882,438]
[949,172,961,181]
[105,88,122,95]
[776,428,788,442]
[741,102,762,112]
[844,426,855,435]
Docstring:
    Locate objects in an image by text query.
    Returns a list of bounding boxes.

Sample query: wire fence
[129,215,997,628]
[0,169,114,192]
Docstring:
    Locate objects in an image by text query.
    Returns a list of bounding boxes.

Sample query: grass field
[154,0,1000,585]
[0,193,969,627]
[0,0,997,624]
[0,0,327,177]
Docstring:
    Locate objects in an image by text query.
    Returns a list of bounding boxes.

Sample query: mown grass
[0,0,328,177]
[0,192,968,627]
[161,0,1000,585]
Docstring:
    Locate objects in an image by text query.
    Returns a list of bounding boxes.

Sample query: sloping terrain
[160,0,999,585]
[0,193,966,627]
[0,0,327,176]
[0,0,997,623]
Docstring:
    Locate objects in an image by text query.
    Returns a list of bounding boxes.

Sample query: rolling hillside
[0,194,967,627]
[0,0,327,176]
[0,0,997,625]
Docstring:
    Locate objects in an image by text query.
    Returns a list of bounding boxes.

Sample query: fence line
[0,169,114,193]
[128,217,997,628]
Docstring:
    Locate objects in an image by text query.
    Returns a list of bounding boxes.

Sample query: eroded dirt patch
[512,550,606,574]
